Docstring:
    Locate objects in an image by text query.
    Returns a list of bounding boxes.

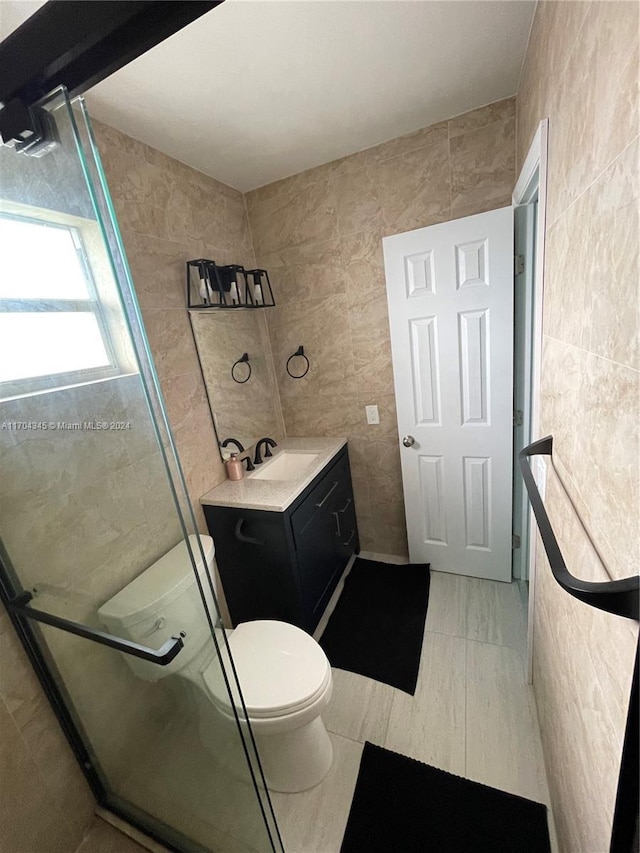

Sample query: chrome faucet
[254,437,278,465]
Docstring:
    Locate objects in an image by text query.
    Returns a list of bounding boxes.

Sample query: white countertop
[200,437,347,512]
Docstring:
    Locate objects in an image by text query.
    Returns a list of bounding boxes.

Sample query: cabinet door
[294,507,341,629]
[204,506,303,626]
[291,460,345,629]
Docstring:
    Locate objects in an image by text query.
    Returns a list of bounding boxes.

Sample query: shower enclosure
[0,87,283,853]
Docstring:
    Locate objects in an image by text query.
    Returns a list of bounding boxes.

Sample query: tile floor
[109,564,555,853]
[271,567,557,853]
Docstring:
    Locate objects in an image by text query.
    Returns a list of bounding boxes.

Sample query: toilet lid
[202,620,331,718]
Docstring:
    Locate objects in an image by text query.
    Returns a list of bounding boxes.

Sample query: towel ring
[286,345,309,379]
[231,353,251,384]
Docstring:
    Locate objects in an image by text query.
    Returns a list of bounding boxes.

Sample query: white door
[383,207,513,581]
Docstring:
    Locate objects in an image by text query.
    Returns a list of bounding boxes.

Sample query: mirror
[189,309,284,456]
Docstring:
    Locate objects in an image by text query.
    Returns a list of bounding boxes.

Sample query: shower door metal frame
[0,1,221,137]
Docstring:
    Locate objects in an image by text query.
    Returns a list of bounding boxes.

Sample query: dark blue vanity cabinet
[203,446,359,634]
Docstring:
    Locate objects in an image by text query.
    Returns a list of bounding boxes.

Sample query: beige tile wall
[246,98,516,556]
[0,604,95,853]
[517,2,639,850]
[94,120,253,531]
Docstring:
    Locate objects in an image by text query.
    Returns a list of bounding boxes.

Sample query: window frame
[0,211,121,399]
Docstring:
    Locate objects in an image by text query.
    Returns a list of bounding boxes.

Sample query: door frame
[512,119,549,684]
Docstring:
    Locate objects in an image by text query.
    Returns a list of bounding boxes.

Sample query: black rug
[319,557,430,694]
[341,742,552,853]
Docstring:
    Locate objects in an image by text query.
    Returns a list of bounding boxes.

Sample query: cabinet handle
[332,511,341,538]
[338,498,352,513]
[316,481,339,508]
[234,518,264,546]
[342,529,356,547]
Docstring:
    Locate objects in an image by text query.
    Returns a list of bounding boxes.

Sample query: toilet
[98,534,333,793]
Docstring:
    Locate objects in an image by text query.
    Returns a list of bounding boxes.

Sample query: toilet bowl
[202,619,333,792]
[98,534,333,793]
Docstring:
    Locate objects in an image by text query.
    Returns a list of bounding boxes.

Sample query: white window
[0,213,120,398]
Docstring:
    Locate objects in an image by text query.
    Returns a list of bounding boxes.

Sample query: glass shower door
[0,87,282,853]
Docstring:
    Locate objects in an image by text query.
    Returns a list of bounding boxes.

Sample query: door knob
[402,435,415,447]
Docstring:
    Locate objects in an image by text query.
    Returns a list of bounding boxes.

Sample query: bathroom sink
[250,451,319,481]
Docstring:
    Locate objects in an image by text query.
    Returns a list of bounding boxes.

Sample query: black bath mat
[341,742,552,853]
[319,557,430,694]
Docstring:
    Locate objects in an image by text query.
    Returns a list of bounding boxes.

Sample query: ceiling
[0,0,535,191]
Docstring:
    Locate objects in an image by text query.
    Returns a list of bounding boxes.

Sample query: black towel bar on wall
[521,435,640,853]
[519,436,639,621]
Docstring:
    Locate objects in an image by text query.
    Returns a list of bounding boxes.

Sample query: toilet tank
[98,534,218,682]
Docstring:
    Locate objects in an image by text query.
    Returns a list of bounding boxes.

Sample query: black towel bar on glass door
[519,436,639,620]
[6,590,185,665]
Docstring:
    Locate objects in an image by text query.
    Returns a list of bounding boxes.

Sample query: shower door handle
[6,591,185,666]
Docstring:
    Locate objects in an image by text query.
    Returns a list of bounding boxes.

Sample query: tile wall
[517,2,639,850]
[0,606,95,852]
[246,98,516,556]
[93,120,254,532]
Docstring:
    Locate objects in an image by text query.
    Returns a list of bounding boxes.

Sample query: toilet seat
[202,620,331,719]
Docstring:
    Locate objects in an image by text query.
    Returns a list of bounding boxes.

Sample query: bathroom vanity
[201,438,359,634]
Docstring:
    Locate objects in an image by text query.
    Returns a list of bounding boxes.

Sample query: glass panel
[0,88,281,853]
[0,312,110,380]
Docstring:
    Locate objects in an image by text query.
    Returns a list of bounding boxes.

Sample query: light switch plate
[365,405,380,425]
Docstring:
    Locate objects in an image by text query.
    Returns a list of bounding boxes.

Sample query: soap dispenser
[225,453,244,481]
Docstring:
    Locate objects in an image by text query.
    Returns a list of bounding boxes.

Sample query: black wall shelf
[187,259,275,310]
